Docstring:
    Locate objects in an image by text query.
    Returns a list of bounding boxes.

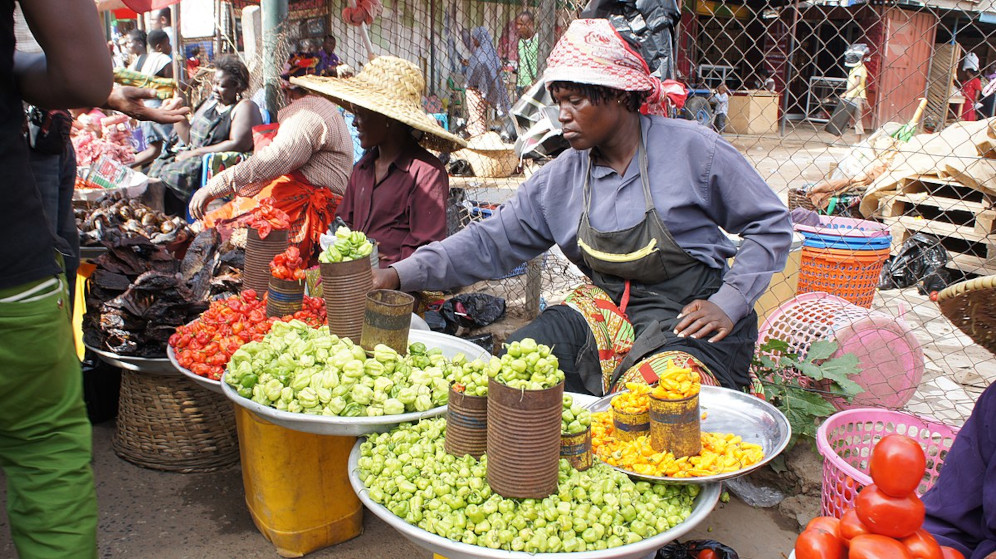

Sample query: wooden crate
[876,174,996,277]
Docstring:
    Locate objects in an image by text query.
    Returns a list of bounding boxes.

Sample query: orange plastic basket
[797,246,890,308]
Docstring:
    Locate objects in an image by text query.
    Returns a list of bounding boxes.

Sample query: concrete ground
[0,419,799,559]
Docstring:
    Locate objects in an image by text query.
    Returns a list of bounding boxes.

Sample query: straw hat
[291,56,467,153]
[453,131,518,178]
[937,274,996,356]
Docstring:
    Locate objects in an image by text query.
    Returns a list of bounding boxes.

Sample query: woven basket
[455,132,518,178]
[937,274,996,356]
[788,187,818,212]
[113,371,239,472]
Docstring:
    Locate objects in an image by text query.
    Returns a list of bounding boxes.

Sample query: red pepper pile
[236,197,291,238]
[168,289,326,380]
[795,434,964,559]
[270,246,307,281]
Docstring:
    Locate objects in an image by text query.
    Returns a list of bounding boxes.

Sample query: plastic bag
[656,539,740,559]
[581,0,681,80]
[511,80,569,160]
[877,233,950,293]
[427,293,507,335]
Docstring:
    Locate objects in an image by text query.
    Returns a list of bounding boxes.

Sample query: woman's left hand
[673,300,734,343]
[175,149,198,161]
[188,188,217,221]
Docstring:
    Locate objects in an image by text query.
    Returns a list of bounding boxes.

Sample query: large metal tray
[85,343,176,376]
[348,441,721,559]
[167,345,223,394]
[79,245,107,261]
[586,385,791,484]
[221,330,491,436]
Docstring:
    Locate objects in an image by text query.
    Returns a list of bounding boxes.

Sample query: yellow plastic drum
[235,407,363,557]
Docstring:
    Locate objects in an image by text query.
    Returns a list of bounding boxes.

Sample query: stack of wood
[860,117,996,278]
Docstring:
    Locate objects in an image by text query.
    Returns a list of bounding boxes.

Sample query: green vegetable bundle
[318,226,374,263]
[561,395,591,436]
[357,418,699,552]
[493,338,565,390]
[224,320,454,417]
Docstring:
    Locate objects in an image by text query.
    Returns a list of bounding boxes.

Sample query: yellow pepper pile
[650,360,700,400]
[590,411,764,478]
[610,382,652,414]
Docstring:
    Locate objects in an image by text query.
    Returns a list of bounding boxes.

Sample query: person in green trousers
[3,0,112,556]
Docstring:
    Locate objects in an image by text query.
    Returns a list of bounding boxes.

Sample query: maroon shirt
[339,143,448,266]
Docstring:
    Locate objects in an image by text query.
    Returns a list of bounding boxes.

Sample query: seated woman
[922,381,996,559]
[189,61,354,261]
[293,56,467,267]
[146,55,261,216]
[370,21,792,395]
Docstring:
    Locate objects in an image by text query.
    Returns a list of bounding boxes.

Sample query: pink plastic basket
[758,292,924,410]
[793,215,891,238]
[816,408,959,518]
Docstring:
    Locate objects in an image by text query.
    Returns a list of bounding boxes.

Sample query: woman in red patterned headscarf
[372,19,792,396]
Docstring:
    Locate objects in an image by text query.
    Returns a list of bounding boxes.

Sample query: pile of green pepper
[318,226,374,263]
[561,395,592,436]
[358,418,699,553]
[224,320,452,417]
[493,339,565,391]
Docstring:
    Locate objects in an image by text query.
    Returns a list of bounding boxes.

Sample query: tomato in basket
[854,485,925,539]
[869,434,927,497]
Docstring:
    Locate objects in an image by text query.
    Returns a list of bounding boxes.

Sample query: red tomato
[939,547,965,559]
[849,534,913,559]
[839,509,872,546]
[795,529,844,559]
[806,516,841,539]
[929,291,939,302]
[901,529,943,559]
[695,551,718,559]
[855,485,925,539]
[870,434,927,497]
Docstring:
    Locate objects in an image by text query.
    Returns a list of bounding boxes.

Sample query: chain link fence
[239,0,996,426]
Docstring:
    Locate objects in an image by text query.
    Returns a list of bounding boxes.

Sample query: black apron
[575,127,757,393]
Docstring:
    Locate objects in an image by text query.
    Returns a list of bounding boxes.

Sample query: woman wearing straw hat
[188,55,354,261]
[292,56,467,266]
[372,19,792,395]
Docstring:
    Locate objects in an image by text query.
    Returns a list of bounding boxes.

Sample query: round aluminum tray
[348,441,721,559]
[85,343,176,376]
[221,330,491,436]
[79,245,107,261]
[167,345,223,394]
[586,385,791,484]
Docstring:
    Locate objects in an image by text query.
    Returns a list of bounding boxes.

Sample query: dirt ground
[3,121,992,558]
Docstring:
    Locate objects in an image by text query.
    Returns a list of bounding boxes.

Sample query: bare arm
[16,0,113,108]
[186,100,261,157]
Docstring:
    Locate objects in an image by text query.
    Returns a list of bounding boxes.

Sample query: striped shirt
[208,95,353,197]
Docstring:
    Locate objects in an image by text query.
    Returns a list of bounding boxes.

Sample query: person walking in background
[514,10,539,98]
[961,68,983,122]
[153,8,175,55]
[464,26,511,137]
[711,83,730,134]
[841,44,868,143]
[186,45,202,78]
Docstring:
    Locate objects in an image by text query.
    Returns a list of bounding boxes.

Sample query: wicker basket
[113,370,239,472]
[788,187,818,212]
[455,132,518,178]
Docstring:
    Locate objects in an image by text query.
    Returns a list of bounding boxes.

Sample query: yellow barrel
[234,407,363,557]
[612,408,650,442]
[649,393,701,458]
[560,428,592,471]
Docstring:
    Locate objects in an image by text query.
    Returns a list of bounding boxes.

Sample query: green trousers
[0,276,97,559]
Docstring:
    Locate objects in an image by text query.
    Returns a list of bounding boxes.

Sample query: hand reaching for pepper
[673,299,734,343]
